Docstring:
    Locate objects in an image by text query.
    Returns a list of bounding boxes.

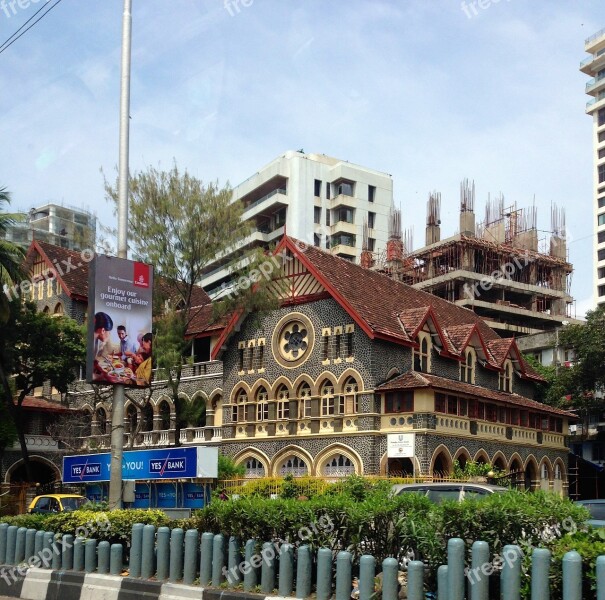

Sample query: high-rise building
[201,150,393,295]
[581,28,605,308]
[0,202,96,252]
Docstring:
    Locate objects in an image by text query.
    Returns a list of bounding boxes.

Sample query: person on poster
[117,325,137,362]
[93,312,117,358]
[134,332,153,384]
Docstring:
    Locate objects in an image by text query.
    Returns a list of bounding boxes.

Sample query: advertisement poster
[86,255,154,387]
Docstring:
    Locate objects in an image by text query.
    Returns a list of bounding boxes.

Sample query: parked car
[391,482,509,503]
[28,494,87,514]
[575,499,605,528]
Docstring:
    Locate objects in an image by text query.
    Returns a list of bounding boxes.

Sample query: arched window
[324,454,355,477]
[126,405,137,434]
[413,334,431,373]
[43,306,50,314]
[256,387,268,422]
[53,302,64,315]
[276,385,289,420]
[555,463,562,480]
[499,360,513,392]
[81,409,92,437]
[159,401,171,430]
[298,383,312,418]
[279,456,308,477]
[233,389,248,423]
[461,349,475,384]
[244,457,265,478]
[142,404,154,432]
[96,407,107,435]
[342,376,359,414]
[541,463,549,480]
[321,381,335,416]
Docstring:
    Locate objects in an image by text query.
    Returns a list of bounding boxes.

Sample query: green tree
[0,301,86,481]
[217,454,246,480]
[0,188,25,323]
[104,163,278,437]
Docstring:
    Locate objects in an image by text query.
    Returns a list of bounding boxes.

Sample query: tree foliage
[0,301,86,480]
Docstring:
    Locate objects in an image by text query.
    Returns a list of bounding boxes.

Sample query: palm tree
[0,188,25,323]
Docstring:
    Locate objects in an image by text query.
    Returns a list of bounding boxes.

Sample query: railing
[586,72,605,92]
[586,27,605,47]
[10,436,58,451]
[242,188,287,215]
[179,426,222,443]
[586,91,605,108]
[0,521,602,600]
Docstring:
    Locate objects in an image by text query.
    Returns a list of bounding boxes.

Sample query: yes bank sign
[62,447,218,483]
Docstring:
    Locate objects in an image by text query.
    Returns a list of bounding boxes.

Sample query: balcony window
[435,393,445,413]
[385,391,413,413]
[599,231,605,243]
[599,148,605,159]
[599,285,605,297]
[600,108,605,127]
[336,207,354,224]
[321,382,335,416]
[367,237,376,251]
[256,387,268,421]
[277,386,289,420]
[298,382,312,418]
[331,234,356,248]
[314,207,321,224]
[600,164,605,184]
[599,213,605,226]
[314,179,321,197]
[337,181,354,196]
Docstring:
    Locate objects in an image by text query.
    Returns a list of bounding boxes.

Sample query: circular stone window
[272,313,315,369]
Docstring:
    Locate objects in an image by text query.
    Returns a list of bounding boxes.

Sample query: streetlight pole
[109,0,132,510]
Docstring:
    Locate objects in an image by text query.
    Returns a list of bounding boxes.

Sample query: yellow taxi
[28,494,87,514]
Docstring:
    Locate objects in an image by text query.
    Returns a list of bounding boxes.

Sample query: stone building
[6,237,574,494]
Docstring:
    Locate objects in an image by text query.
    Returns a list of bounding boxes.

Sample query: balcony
[586,91,605,113]
[586,27,605,54]
[331,221,357,236]
[241,189,288,220]
[11,435,59,452]
[328,194,358,210]
[581,49,605,74]
[586,73,605,95]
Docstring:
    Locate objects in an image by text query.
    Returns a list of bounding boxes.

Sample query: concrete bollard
[42,532,54,569]
[183,529,198,585]
[597,555,605,600]
[227,536,242,587]
[447,538,465,600]
[73,537,85,571]
[156,527,170,581]
[51,538,61,571]
[129,523,144,578]
[562,551,582,600]
[381,557,398,600]
[98,541,110,574]
[317,548,334,600]
[359,555,375,600]
[243,539,257,592]
[199,532,214,586]
[24,529,36,565]
[62,534,74,570]
[141,525,156,580]
[437,565,448,600]
[169,528,184,583]
[5,525,17,565]
[110,544,123,576]
[501,545,521,600]
[0,522,8,564]
[261,541,276,594]
[296,545,312,599]
[470,540,489,600]
[336,551,353,600]
[531,548,550,600]
[15,527,26,564]
[278,543,294,597]
[34,530,44,560]
[211,534,225,588]
[408,561,424,600]
[85,539,97,573]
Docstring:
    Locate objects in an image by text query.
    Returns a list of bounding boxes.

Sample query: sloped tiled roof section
[186,304,231,337]
[375,372,575,418]
[24,241,211,309]
[20,397,78,413]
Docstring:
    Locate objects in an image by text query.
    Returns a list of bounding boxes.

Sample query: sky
[0,0,603,317]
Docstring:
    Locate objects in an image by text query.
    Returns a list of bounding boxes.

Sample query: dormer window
[413,334,431,373]
[461,348,475,384]
[499,360,513,393]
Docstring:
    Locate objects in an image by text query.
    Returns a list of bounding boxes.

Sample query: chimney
[425,192,441,246]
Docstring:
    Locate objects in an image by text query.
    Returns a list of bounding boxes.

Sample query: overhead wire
[0,0,64,56]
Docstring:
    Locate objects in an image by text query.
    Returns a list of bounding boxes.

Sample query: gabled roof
[213,236,541,382]
[185,304,231,338]
[20,397,77,413]
[23,240,211,309]
[375,371,575,418]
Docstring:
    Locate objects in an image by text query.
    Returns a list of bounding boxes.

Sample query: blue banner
[62,447,199,483]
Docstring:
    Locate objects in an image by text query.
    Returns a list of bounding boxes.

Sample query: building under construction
[363,180,579,337]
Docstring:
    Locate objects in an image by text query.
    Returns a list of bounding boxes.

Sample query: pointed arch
[523,455,539,491]
[379,452,422,476]
[453,447,472,471]
[314,444,363,476]
[249,378,272,399]
[5,455,60,483]
[491,451,507,472]
[230,382,251,403]
[473,449,490,464]
[270,376,294,398]
[271,445,313,477]
[292,374,315,396]
[430,445,453,477]
[336,368,365,392]
[313,371,338,396]
[233,448,271,479]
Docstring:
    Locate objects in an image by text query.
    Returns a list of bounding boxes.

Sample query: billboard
[87,255,154,387]
[62,447,219,483]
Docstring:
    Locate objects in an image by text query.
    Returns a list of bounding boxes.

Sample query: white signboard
[387,433,415,458]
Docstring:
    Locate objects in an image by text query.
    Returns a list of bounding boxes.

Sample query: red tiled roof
[24,241,211,308]
[20,397,77,413]
[443,324,476,352]
[185,303,230,337]
[375,371,575,418]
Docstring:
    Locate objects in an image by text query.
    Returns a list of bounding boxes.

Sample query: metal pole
[109,0,132,510]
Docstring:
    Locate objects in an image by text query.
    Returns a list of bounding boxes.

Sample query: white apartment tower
[582,28,605,308]
[201,151,394,294]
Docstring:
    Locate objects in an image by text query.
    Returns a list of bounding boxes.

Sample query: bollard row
[2,522,605,600]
